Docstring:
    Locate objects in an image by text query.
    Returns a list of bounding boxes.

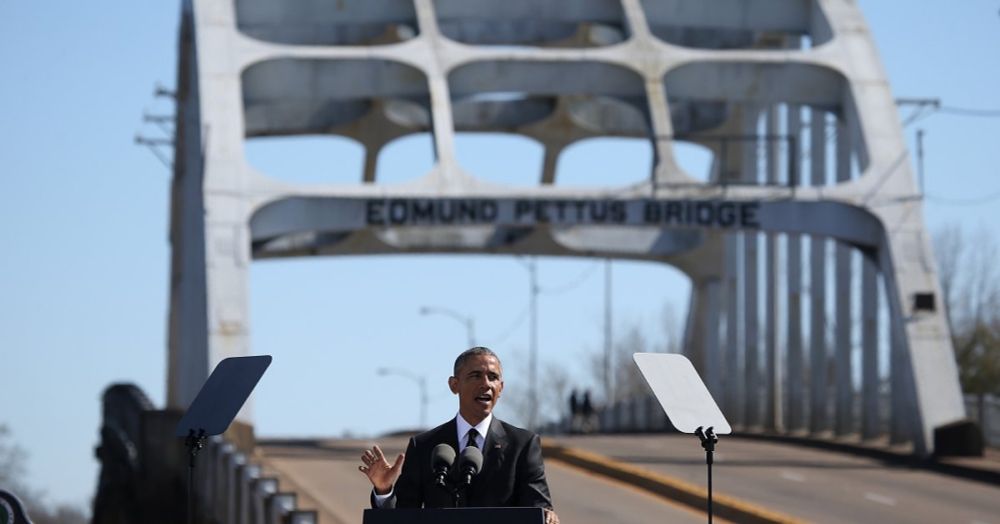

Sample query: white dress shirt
[373,413,493,507]
[456,412,492,452]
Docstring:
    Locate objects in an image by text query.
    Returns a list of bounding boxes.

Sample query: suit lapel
[439,418,459,450]
[479,417,507,489]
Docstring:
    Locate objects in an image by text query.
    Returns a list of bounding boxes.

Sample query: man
[359,347,560,523]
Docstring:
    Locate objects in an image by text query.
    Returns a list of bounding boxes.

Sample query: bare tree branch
[933,223,1000,395]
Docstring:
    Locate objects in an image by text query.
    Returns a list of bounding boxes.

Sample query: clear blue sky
[0,0,997,512]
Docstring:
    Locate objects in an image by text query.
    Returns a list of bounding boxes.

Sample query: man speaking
[358,347,560,523]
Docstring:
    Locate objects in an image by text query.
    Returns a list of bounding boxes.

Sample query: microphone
[454,445,484,487]
[430,443,456,488]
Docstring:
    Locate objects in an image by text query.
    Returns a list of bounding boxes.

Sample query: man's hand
[358,445,405,495]
[544,508,560,524]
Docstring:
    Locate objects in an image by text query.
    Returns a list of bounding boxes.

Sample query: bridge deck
[550,434,1000,524]
[257,434,1000,523]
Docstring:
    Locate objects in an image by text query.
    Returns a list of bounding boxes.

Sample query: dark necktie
[466,428,479,449]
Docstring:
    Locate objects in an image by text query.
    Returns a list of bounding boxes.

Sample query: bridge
[92,0,999,522]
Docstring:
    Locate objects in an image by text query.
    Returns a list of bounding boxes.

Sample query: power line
[924,188,1000,206]
[488,260,600,346]
[901,107,936,127]
[896,97,940,128]
[488,305,529,347]
[938,106,1000,118]
[538,261,601,295]
[895,98,1000,124]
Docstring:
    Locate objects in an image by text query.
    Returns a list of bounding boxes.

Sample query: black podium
[363,507,544,524]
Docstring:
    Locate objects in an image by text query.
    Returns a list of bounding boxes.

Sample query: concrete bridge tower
[167,0,967,454]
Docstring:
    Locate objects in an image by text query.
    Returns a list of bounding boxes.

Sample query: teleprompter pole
[185,428,207,524]
[695,426,718,524]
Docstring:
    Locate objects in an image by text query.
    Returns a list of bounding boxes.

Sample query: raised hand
[358,444,405,495]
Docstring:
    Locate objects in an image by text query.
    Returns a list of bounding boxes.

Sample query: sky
[0,0,998,513]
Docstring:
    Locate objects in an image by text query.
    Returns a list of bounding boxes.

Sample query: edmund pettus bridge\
[93,1,1000,523]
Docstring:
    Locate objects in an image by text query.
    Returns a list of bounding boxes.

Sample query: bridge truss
[168,0,967,454]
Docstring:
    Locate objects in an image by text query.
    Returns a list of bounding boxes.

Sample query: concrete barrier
[93,383,316,524]
[543,442,806,524]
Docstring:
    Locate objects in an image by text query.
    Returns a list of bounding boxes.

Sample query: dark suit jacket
[372,417,553,509]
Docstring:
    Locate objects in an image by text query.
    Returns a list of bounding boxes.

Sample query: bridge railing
[93,383,317,524]
[965,394,1000,448]
[543,392,999,449]
[192,435,318,524]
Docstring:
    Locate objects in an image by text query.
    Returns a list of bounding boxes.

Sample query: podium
[362,507,545,524]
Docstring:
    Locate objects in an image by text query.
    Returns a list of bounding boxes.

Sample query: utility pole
[513,256,542,430]
[917,128,926,196]
[135,83,177,170]
[604,259,613,405]
[894,97,938,199]
[528,257,539,430]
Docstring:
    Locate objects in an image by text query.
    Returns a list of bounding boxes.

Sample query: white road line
[863,492,897,506]
[780,471,806,482]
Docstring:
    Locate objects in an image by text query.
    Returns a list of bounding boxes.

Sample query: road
[257,437,709,524]
[552,434,1000,524]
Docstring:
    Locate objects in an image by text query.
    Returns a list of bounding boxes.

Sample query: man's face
[448,354,504,425]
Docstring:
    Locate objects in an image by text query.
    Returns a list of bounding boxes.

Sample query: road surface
[552,434,1000,524]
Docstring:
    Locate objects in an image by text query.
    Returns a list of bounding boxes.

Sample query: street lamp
[377,367,428,429]
[418,306,476,348]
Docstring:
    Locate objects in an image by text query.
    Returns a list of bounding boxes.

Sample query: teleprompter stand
[174,355,272,524]
[695,426,718,522]
[633,353,731,524]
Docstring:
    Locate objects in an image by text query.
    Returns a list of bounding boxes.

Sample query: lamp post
[377,367,428,429]
[418,306,476,348]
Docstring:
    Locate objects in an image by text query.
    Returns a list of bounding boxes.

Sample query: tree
[0,424,28,490]
[587,322,662,404]
[933,224,1000,395]
[656,302,683,354]
[585,304,683,406]
[0,424,88,524]
[611,324,653,400]
[495,348,575,428]
[953,318,1000,395]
